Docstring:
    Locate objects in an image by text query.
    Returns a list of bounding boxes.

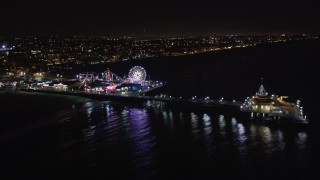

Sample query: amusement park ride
[77,66,163,94]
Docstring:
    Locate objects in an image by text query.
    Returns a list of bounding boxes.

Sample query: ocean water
[0,92,317,180]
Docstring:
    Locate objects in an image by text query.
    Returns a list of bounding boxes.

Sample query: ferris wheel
[128,66,147,83]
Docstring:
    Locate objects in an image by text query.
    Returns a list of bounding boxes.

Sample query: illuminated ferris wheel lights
[128,66,147,83]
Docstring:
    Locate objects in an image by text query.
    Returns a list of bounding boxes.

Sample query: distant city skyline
[1,0,319,38]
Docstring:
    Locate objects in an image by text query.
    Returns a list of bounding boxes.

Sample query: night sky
[1,0,319,38]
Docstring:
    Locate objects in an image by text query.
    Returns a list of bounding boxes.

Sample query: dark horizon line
[1,32,319,40]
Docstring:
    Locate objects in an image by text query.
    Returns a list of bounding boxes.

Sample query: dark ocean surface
[1,39,319,179]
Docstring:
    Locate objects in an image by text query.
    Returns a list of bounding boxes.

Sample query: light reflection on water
[236,122,247,156]
[50,101,310,179]
[203,113,212,136]
[191,112,199,130]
